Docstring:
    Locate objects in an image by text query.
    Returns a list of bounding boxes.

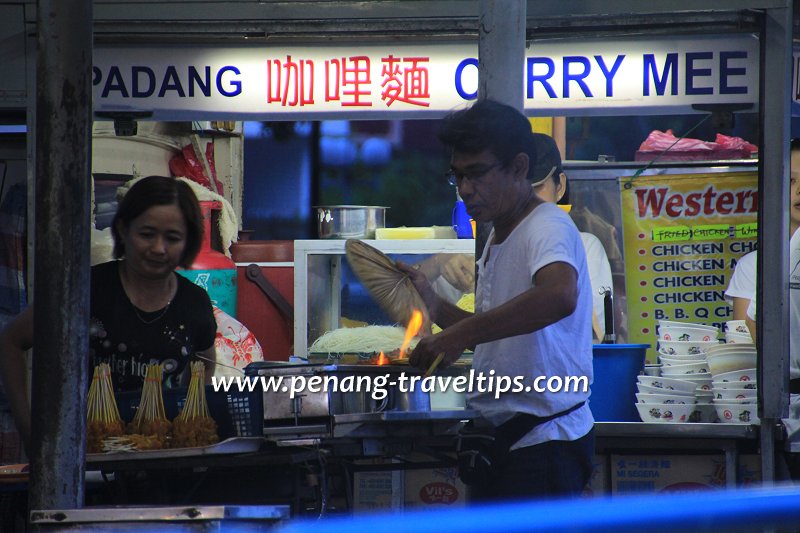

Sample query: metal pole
[757,2,793,486]
[30,0,93,510]
[478,0,526,109]
[475,0,526,253]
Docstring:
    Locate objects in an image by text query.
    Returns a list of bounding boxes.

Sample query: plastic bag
[637,130,757,162]
[213,306,264,377]
[715,133,758,153]
[638,129,715,152]
[169,143,223,195]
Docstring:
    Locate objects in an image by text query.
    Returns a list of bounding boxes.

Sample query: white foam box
[611,454,761,494]
[353,461,404,513]
[404,465,467,509]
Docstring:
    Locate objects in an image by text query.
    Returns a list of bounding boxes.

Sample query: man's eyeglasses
[445,161,503,187]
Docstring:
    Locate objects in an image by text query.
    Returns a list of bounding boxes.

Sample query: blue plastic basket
[590,344,649,422]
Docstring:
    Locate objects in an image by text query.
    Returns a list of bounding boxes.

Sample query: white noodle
[309,325,419,354]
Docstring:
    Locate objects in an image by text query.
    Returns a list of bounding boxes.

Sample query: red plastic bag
[169,143,223,195]
[715,133,758,154]
[637,130,757,161]
[638,130,715,152]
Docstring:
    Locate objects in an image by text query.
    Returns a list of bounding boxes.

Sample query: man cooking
[400,100,594,501]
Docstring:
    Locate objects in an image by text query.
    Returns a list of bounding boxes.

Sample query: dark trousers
[783,452,800,480]
[468,429,595,503]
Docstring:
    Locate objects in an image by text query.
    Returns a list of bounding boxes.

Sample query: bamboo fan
[86,363,124,453]
[126,364,171,449]
[345,239,432,332]
[171,361,219,448]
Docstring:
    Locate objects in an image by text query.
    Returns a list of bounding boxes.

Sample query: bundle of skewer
[86,363,124,453]
[171,361,219,448]
[126,363,171,448]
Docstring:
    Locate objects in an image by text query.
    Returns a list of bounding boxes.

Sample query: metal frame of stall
[7,0,795,512]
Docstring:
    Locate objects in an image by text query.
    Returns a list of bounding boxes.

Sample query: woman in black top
[0,175,216,448]
[94,175,216,390]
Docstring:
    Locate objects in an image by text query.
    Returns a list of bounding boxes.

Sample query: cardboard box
[611,454,762,494]
[404,466,467,509]
[353,467,403,513]
[582,455,609,497]
[353,461,466,512]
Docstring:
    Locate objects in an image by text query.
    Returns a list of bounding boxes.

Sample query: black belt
[790,379,800,395]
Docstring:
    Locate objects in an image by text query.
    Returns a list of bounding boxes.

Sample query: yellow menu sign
[620,172,757,363]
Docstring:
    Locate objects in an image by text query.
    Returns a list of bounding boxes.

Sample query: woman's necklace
[131,300,172,325]
[120,264,175,325]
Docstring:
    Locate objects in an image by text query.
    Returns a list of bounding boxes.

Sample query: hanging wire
[623,113,713,189]
[0,161,7,201]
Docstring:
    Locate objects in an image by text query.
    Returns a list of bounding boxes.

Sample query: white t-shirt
[471,202,594,449]
[432,234,611,337]
[580,232,613,337]
[725,250,757,304]
[431,234,611,338]
[747,229,800,450]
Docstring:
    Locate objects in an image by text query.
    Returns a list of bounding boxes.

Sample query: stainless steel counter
[331,408,478,438]
[81,421,766,499]
[595,422,760,439]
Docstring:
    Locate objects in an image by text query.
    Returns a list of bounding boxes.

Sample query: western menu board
[620,172,757,363]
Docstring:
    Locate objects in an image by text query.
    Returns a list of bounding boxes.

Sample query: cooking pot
[389,387,431,412]
[330,391,389,415]
[315,205,387,239]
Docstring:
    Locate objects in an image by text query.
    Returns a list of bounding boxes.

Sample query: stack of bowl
[651,320,721,421]
[634,375,698,423]
[723,319,753,344]
[706,343,758,424]
[657,320,718,381]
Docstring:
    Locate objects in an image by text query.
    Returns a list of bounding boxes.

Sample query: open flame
[399,309,423,357]
[375,351,390,366]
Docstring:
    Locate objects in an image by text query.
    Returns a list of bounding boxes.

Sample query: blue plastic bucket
[590,344,649,422]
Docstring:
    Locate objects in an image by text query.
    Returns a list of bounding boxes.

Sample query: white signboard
[93,34,758,120]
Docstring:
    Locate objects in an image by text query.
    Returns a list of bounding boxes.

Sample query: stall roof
[16,1,791,43]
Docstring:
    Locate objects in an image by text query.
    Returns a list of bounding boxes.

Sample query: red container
[179,201,238,317]
[231,240,294,361]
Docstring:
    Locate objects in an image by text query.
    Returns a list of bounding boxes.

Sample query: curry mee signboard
[620,172,758,363]
[92,34,758,119]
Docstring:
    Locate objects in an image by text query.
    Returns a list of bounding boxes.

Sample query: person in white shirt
[399,100,594,501]
[529,133,614,340]
[746,138,800,476]
[724,250,757,320]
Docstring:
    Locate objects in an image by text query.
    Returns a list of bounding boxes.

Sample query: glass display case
[564,160,757,348]
[293,239,475,357]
